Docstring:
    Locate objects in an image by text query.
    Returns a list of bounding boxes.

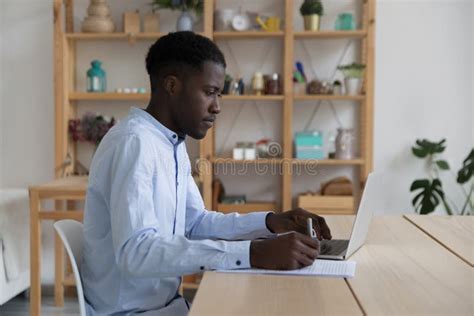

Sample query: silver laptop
[317,172,382,260]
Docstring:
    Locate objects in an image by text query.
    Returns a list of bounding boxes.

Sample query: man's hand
[250,232,320,270]
[265,208,332,240]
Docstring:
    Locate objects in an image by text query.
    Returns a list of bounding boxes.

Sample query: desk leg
[29,190,41,316]
[54,200,65,307]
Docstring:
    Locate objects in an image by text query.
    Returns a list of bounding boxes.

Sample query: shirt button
[172,135,176,139]
[236,260,241,266]
[200,266,204,270]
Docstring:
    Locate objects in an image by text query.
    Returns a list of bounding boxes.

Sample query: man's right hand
[250,232,320,270]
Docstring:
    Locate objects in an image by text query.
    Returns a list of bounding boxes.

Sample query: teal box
[295,131,323,146]
[295,131,324,159]
[296,147,325,159]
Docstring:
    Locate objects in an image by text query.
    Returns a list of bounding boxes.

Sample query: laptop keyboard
[319,239,349,256]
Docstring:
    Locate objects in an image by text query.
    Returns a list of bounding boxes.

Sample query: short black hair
[146,31,226,91]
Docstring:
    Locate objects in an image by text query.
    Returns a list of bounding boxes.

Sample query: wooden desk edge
[403,214,474,267]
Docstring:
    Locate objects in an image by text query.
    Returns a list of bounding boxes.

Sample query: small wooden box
[217,202,277,214]
[298,195,354,215]
[144,12,160,33]
[123,11,140,34]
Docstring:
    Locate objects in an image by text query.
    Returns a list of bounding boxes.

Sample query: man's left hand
[265,208,332,240]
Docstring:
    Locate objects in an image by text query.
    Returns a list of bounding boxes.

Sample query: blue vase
[87,60,106,92]
[177,11,193,31]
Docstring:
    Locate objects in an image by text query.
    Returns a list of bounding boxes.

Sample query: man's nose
[210,96,220,114]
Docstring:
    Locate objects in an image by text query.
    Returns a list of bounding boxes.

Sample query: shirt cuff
[206,240,252,270]
[234,211,275,240]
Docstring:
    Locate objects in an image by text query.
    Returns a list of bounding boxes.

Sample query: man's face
[172,61,225,139]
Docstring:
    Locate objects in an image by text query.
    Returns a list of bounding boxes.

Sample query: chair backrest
[53,220,86,316]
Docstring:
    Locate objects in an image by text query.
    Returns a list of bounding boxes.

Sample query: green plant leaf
[435,160,450,170]
[300,0,324,16]
[412,138,446,158]
[457,149,474,184]
[412,146,428,158]
[410,178,445,215]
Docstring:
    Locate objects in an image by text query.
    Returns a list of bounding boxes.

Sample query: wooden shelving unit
[54,0,375,213]
[53,0,375,302]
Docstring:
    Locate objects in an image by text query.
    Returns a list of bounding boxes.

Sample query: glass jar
[335,13,355,31]
[326,131,337,159]
[87,60,106,92]
[335,128,356,160]
[233,142,246,160]
[264,73,281,95]
[244,142,256,160]
[252,72,264,95]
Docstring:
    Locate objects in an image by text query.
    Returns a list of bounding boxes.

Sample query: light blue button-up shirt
[81,107,272,315]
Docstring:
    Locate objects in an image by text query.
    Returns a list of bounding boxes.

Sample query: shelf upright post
[200,0,216,209]
[282,0,295,211]
[361,0,375,181]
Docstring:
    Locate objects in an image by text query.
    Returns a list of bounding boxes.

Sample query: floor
[0,290,197,315]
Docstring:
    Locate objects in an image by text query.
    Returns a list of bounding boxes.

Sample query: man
[81,32,331,315]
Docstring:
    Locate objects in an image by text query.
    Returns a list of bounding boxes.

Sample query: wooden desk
[404,214,474,266]
[29,176,87,316]
[190,216,474,315]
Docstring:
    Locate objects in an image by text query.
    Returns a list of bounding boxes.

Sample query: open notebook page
[217,260,356,278]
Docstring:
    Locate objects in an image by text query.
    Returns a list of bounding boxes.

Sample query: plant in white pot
[151,0,203,32]
[300,0,324,31]
[337,63,365,95]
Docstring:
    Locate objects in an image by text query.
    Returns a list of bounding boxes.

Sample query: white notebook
[217,260,356,278]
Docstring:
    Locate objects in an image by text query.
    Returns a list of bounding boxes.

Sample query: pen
[307,218,317,239]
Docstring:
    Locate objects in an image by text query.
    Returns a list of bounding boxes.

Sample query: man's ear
[163,75,181,96]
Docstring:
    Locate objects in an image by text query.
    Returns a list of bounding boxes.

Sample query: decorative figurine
[81,0,115,33]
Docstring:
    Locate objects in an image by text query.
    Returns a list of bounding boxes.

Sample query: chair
[53,220,86,316]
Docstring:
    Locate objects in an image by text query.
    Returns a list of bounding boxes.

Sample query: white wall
[374,0,473,214]
[1,0,472,284]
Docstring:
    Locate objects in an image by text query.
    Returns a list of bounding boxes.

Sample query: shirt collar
[130,107,185,146]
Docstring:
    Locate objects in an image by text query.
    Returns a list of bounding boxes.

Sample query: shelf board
[294,94,365,101]
[69,93,284,102]
[65,32,206,41]
[292,159,364,166]
[294,30,367,39]
[217,202,277,213]
[222,95,284,101]
[213,31,285,39]
[211,158,364,166]
[70,92,150,101]
[211,158,283,164]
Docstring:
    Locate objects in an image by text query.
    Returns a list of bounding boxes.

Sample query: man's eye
[206,90,219,96]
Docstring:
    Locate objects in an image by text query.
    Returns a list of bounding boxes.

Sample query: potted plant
[337,63,365,95]
[300,0,324,31]
[151,0,203,31]
[409,139,473,215]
